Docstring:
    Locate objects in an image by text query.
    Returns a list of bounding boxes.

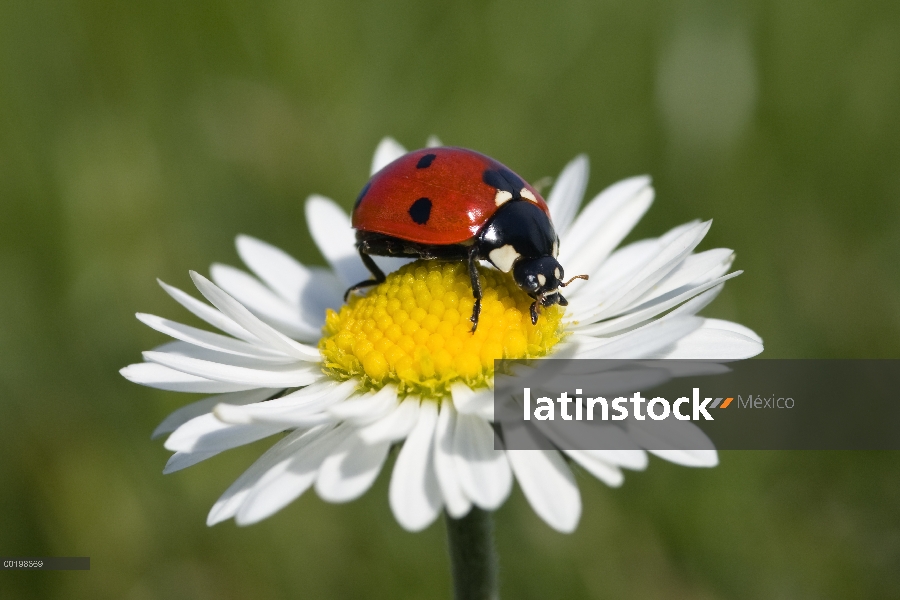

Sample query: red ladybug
[348,147,587,331]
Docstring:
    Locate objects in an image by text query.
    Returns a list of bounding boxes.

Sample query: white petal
[565,238,661,312]
[664,283,724,319]
[120,362,256,393]
[207,426,328,526]
[210,263,321,341]
[371,137,407,175]
[165,413,285,453]
[315,433,390,502]
[152,388,277,439]
[571,244,733,322]
[389,401,442,531]
[216,408,333,429]
[659,219,705,244]
[305,195,370,287]
[235,234,308,303]
[573,273,740,336]
[653,319,764,359]
[433,402,472,518]
[546,154,589,237]
[611,247,734,316]
[701,318,763,343]
[576,221,712,324]
[559,176,654,278]
[190,271,320,361]
[452,413,512,510]
[158,279,259,343]
[358,397,420,443]
[148,340,301,370]
[137,313,293,363]
[215,402,337,429]
[581,449,648,470]
[537,419,645,462]
[563,450,624,487]
[626,418,718,467]
[236,235,344,327]
[143,350,320,388]
[213,380,357,425]
[236,424,352,525]
[164,450,220,473]
[304,194,413,288]
[328,384,399,425]
[450,383,494,420]
[507,448,581,533]
[637,248,734,303]
[425,135,443,148]
[236,235,326,305]
[568,220,703,313]
[295,267,346,327]
[649,449,719,467]
[573,316,703,359]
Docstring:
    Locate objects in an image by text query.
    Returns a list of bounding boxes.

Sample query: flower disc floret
[319,260,565,399]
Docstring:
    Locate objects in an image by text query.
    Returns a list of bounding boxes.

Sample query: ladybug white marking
[494,190,513,206]
[537,274,547,286]
[488,244,520,273]
[554,267,561,279]
[552,240,559,257]
[520,188,537,202]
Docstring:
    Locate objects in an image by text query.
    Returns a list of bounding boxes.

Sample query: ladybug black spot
[482,168,525,197]
[416,153,437,169]
[354,181,371,211]
[408,197,432,225]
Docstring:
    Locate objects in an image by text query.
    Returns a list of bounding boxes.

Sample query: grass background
[1,0,899,598]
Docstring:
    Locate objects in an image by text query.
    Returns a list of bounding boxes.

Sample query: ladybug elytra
[347,147,587,331]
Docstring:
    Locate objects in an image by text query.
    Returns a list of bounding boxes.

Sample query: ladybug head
[513,257,589,325]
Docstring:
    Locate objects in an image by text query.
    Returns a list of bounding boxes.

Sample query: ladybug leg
[529,292,565,325]
[467,246,482,333]
[344,249,386,301]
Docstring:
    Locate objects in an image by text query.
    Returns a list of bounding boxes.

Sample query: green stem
[444,508,499,600]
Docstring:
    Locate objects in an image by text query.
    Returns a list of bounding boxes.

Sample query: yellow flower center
[319,260,565,399]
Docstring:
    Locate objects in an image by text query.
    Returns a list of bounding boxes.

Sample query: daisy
[122,137,763,535]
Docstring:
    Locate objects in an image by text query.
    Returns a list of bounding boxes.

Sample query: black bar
[1,557,90,570]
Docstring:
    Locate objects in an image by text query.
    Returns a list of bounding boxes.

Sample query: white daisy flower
[122,137,763,534]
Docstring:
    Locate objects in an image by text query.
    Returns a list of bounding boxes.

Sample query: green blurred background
[2,0,899,598]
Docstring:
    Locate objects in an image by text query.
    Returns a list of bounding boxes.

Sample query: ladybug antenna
[559,274,589,287]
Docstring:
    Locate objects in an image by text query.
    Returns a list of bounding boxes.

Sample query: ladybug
[347,147,588,332]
